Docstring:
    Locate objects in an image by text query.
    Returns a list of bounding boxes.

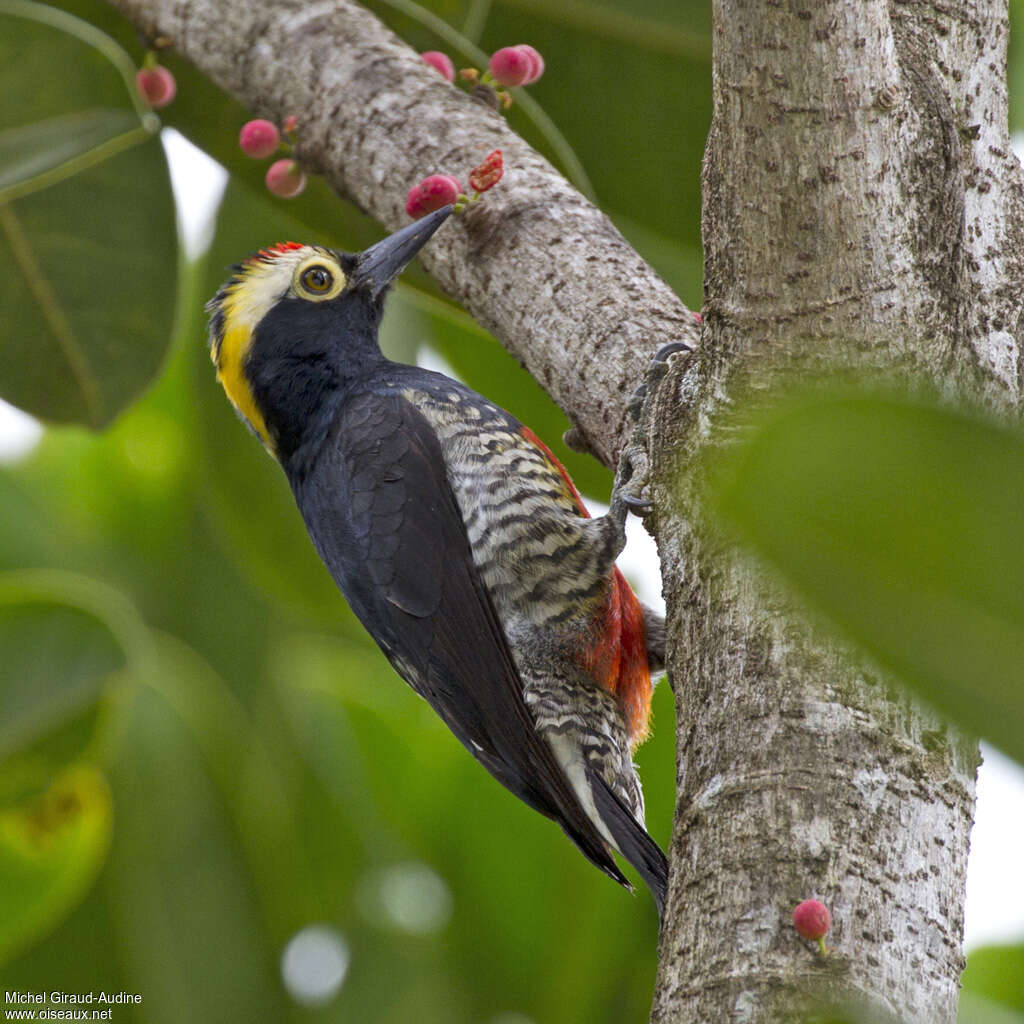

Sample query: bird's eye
[292,255,345,301]
[300,265,334,294]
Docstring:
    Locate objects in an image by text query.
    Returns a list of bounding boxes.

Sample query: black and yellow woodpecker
[206,205,668,916]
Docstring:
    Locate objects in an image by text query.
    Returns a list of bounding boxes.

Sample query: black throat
[246,292,387,469]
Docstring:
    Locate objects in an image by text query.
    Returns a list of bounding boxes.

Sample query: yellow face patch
[208,245,347,455]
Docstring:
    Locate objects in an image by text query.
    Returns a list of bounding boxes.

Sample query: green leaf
[0,6,176,427]
[0,763,112,964]
[0,108,140,195]
[961,944,1024,1016]
[0,577,127,763]
[706,390,1024,764]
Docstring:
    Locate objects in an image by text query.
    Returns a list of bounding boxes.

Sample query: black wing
[293,389,629,889]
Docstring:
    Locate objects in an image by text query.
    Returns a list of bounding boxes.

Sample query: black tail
[587,767,669,920]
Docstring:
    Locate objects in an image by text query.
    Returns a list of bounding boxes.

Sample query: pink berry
[468,150,503,194]
[792,900,831,941]
[693,311,703,324]
[239,119,280,159]
[421,51,455,82]
[135,65,176,109]
[515,45,544,84]
[488,46,531,87]
[283,114,298,134]
[406,174,462,219]
[265,159,306,198]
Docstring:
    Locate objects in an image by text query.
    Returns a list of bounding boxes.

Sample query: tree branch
[107,0,698,468]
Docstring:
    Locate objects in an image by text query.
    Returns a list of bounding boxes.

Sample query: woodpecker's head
[206,204,452,458]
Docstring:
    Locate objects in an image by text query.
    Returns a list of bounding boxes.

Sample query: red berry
[792,900,831,941]
[265,159,306,198]
[468,150,503,193]
[515,45,544,84]
[693,312,703,324]
[239,119,280,159]
[488,46,531,87]
[406,174,462,219]
[421,51,455,82]
[135,65,176,109]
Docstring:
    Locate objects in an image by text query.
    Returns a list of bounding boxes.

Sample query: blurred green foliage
[960,944,1024,1022]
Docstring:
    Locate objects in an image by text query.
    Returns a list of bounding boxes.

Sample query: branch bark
[107,0,697,469]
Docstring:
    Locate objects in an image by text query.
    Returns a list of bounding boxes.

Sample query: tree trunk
[648,0,1021,1020]
[102,0,1017,1019]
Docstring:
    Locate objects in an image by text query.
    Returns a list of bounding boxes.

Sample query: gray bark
[103,0,1011,1020]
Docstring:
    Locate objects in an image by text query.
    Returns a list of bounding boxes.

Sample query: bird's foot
[611,441,653,520]
[626,341,693,423]
[616,341,693,519]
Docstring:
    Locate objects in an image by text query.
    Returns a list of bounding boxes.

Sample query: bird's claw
[612,443,653,520]
[626,382,647,421]
[628,341,694,424]
[653,341,691,364]
[618,341,694,519]
[622,493,654,517]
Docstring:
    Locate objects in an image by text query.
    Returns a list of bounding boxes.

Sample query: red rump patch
[610,568,652,745]
[519,426,653,745]
[247,241,305,264]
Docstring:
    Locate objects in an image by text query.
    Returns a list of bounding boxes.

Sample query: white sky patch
[416,343,465,383]
[0,398,43,463]
[965,744,1024,949]
[161,128,228,260]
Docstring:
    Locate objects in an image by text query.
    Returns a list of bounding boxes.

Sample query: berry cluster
[420,44,544,109]
[405,150,504,220]
[144,35,534,213]
[405,43,541,217]
[238,116,306,198]
[486,45,545,87]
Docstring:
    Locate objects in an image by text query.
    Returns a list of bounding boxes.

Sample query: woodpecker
[206,205,669,915]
